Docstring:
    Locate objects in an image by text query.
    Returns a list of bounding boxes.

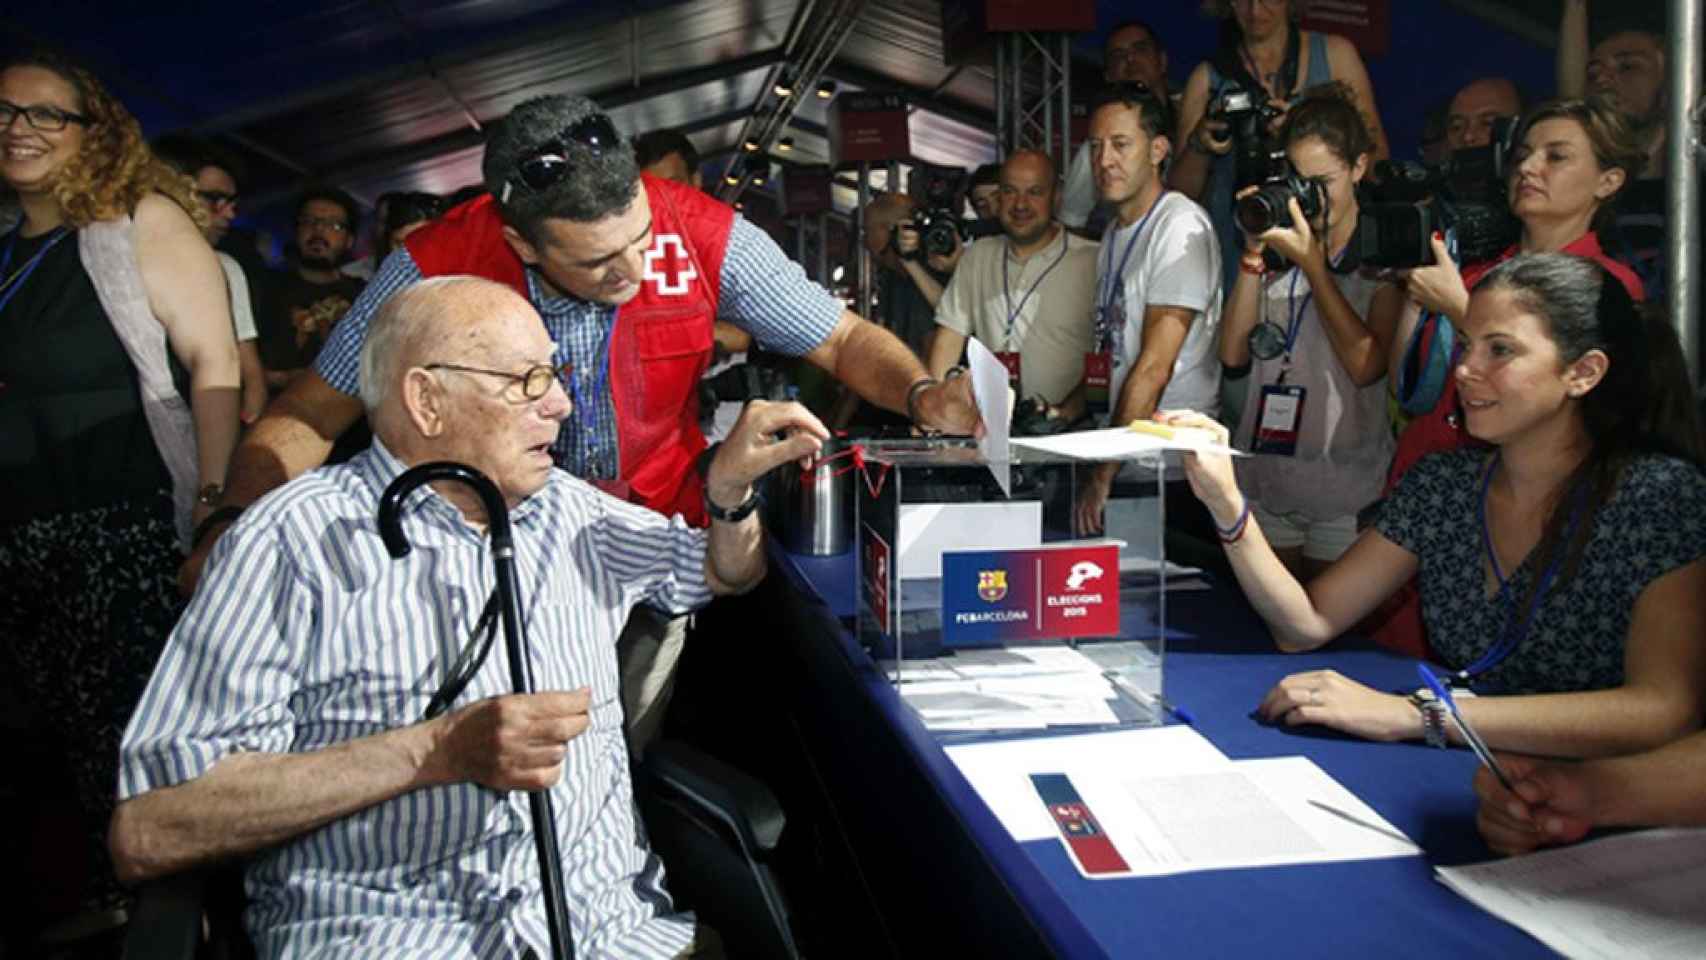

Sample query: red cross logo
[642,233,697,296]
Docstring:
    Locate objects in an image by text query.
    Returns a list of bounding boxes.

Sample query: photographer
[1220,86,1403,580]
[1170,0,1388,299]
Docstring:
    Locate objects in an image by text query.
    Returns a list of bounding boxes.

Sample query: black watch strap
[704,485,762,523]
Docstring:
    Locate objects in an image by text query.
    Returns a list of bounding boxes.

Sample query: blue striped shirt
[119,441,713,959]
[314,215,843,481]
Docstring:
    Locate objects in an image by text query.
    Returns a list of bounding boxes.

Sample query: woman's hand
[1255,669,1422,742]
[1473,753,1597,855]
[1187,113,1234,157]
[1259,197,1324,271]
[1152,410,1242,523]
[1399,233,1469,319]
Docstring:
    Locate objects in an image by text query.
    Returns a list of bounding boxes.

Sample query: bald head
[998,149,1059,249]
[360,276,532,422]
[1447,77,1521,151]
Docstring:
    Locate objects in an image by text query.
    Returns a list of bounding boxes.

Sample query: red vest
[405,174,733,525]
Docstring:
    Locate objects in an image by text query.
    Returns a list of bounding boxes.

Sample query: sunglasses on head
[504,113,623,201]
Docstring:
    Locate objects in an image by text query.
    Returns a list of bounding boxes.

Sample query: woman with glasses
[1170,0,1389,342]
[0,50,239,934]
[1218,85,1402,581]
[1164,252,1706,759]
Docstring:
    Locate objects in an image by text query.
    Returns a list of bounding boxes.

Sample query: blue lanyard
[1279,246,1349,364]
[567,315,615,433]
[1002,231,1070,348]
[0,225,71,317]
[1462,452,1586,680]
[1098,191,1167,324]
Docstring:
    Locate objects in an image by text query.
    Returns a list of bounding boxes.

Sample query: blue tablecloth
[778,548,1550,959]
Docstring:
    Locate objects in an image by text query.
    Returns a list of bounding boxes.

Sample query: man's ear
[500,224,542,267]
[1150,132,1172,169]
[403,368,447,438]
[1566,348,1609,398]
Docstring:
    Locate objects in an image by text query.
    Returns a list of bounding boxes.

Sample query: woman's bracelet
[1239,256,1266,276]
[1216,499,1252,545]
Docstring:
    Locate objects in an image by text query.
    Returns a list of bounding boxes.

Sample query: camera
[1236,167,1326,235]
[1208,82,1288,188]
[1357,117,1521,268]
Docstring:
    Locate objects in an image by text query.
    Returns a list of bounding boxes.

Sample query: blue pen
[1417,665,1515,792]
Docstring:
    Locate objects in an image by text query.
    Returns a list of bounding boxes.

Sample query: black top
[0,227,173,527]
[1376,449,1706,694]
[256,270,367,372]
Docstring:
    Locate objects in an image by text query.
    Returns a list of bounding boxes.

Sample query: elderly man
[111,276,821,958]
[182,93,977,752]
[926,150,1097,415]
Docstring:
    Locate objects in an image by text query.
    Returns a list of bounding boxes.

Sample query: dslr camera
[895,162,1001,260]
[1236,165,1326,236]
[1356,117,1521,268]
[1208,81,1288,188]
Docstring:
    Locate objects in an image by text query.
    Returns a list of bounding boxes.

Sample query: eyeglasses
[297,216,350,234]
[0,99,91,132]
[425,360,571,400]
[507,113,623,196]
[197,189,238,210]
[423,590,500,720]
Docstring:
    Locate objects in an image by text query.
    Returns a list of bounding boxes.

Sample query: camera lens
[1236,186,1289,235]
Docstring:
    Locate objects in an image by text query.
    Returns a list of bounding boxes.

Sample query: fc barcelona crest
[977,569,1008,603]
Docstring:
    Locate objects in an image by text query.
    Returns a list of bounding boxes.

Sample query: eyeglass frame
[0,99,91,132]
[197,189,239,210]
[424,359,572,400]
[296,215,351,234]
[504,112,624,200]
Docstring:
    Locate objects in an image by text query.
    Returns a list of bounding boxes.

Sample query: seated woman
[1163,252,1706,758]
[1219,84,1402,580]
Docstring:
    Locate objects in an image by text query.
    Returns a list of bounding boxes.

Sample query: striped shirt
[314,215,843,481]
[118,440,713,959]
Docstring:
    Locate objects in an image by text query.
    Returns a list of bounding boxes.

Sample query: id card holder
[1252,383,1306,455]
[994,350,1021,391]
[1084,351,1112,417]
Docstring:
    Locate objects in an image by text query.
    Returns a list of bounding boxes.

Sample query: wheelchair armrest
[639,740,784,858]
[121,869,208,960]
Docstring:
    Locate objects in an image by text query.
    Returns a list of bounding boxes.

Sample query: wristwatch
[704,485,762,524]
[196,483,224,507]
[1410,688,1449,748]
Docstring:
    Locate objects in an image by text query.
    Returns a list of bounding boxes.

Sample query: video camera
[1208,81,1288,189]
[1356,117,1521,268]
[1236,165,1325,236]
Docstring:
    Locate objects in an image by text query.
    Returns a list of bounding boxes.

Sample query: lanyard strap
[567,313,616,432]
[1098,191,1166,323]
[1278,245,1350,364]
[1002,231,1070,349]
[0,226,71,317]
[1463,452,1587,680]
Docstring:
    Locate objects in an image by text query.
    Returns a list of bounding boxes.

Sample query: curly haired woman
[0,49,238,936]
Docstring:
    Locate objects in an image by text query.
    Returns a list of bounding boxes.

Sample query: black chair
[121,739,800,960]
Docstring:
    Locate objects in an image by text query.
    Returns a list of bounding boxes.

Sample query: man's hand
[1474,754,1597,855]
[892,221,922,260]
[427,690,593,792]
[707,399,830,509]
[1073,462,1118,536]
[912,375,982,436]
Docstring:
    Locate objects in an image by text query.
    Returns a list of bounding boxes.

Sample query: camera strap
[1236,23,1301,103]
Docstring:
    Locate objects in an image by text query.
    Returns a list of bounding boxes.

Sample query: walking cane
[377,461,575,960]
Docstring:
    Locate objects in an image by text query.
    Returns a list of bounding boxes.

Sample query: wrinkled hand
[707,399,830,509]
[1474,754,1596,855]
[913,375,982,437]
[177,518,236,598]
[1152,410,1242,523]
[1255,669,1420,742]
[1260,197,1322,270]
[1399,233,1467,317]
[1073,463,1117,536]
[430,689,593,792]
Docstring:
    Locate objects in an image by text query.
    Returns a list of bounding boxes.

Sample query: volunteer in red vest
[183,93,979,753]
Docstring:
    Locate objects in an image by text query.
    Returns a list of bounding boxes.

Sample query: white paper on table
[1435,828,1706,960]
[1012,426,1245,461]
[946,645,1107,677]
[1070,756,1419,879]
[944,726,1232,841]
[965,336,1013,496]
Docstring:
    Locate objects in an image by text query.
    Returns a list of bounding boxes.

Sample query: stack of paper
[884,646,1126,731]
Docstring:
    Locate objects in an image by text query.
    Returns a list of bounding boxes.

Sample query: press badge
[994,350,1021,390]
[1084,352,1112,417]
[1252,384,1306,456]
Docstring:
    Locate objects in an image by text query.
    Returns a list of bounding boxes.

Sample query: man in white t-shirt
[1061,20,1179,233]
[926,149,1098,412]
[1076,82,1221,535]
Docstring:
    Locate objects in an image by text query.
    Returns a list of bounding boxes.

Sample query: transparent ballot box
[853,437,1174,738]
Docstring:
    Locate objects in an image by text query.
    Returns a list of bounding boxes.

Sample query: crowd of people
[2,0,1703,956]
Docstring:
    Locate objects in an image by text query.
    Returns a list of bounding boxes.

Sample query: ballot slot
[856,439,1168,740]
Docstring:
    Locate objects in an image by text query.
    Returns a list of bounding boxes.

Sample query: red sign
[781,164,833,217]
[863,524,893,638]
[983,0,1094,33]
[1301,0,1390,59]
[829,92,911,165]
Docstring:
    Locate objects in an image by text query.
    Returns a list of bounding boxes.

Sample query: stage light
[777,137,794,152]
[742,138,760,152]
[773,71,795,98]
[816,80,836,99]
